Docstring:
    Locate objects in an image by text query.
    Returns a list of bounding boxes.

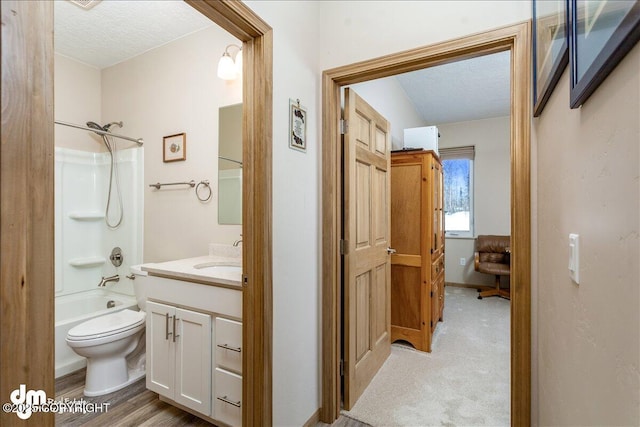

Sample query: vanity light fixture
[217,44,243,80]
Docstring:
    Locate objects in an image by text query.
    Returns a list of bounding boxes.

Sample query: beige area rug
[342,286,510,427]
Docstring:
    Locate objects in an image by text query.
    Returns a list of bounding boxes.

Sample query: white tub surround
[54,146,144,378]
[55,146,144,297]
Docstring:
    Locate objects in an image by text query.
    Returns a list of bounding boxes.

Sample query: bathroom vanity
[142,250,242,427]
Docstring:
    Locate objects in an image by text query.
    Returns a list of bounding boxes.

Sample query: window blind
[439,146,475,160]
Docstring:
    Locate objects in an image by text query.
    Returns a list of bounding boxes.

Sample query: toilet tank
[130,265,148,311]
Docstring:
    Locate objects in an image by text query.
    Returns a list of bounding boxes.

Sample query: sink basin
[193,263,242,274]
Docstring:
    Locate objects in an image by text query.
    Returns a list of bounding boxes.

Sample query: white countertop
[141,254,242,288]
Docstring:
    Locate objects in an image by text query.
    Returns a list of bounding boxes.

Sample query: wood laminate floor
[55,369,368,426]
[55,369,212,426]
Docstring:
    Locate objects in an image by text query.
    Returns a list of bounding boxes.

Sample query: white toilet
[66,266,148,396]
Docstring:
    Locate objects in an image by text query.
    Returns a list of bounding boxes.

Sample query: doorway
[0,1,272,425]
[321,22,531,424]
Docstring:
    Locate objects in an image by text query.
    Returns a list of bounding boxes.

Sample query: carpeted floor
[342,286,510,427]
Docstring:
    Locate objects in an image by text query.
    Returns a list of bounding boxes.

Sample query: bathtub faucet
[98,274,120,287]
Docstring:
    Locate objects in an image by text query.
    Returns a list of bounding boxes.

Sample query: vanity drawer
[215,317,242,373]
[214,368,242,427]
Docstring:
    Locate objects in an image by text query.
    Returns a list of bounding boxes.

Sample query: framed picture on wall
[533,0,569,117]
[163,133,186,162]
[569,0,640,108]
[289,99,307,152]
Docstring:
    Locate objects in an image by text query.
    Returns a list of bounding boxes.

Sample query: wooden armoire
[390,150,445,352]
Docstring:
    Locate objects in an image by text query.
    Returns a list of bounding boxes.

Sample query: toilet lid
[67,309,145,341]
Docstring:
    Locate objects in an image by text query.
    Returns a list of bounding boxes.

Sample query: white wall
[101,26,242,262]
[349,77,427,149]
[54,54,103,152]
[242,2,321,426]
[439,116,511,286]
[534,45,639,425]
[318,1,531,71]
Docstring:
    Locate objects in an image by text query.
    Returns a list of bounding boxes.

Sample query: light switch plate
[569,234,579,284]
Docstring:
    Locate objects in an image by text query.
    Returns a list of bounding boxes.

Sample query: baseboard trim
[303,408,320,427]
[445,282,488,290]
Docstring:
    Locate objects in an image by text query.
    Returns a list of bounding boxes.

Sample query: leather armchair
[474,235,511,300]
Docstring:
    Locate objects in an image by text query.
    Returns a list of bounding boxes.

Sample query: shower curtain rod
[55,120,144,145]
[218,156,243,166]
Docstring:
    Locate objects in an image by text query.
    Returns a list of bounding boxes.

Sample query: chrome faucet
[98,274,120,287]
[233,239,242,247]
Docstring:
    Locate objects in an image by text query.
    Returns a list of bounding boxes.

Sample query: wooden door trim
[321,21,531,425]
[1,1,272,425]
[0,2,55,425]
[186,2,273,425]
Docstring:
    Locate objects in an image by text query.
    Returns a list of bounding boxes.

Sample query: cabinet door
[174,308,212,415]
[146,301,175,396]
[438,274,445,321]
[431,278,439,333]
[432,158,443,259]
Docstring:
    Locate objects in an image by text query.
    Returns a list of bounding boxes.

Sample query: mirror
[218,103,243,224]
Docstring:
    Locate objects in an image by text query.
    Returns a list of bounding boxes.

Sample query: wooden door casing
[322,22,531,424]
[343,88,391,410]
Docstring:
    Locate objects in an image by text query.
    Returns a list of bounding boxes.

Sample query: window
[440,146,474,237]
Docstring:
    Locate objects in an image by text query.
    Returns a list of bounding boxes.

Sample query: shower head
[86,121,106,134]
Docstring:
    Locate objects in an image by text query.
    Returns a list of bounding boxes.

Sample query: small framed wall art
[289,98,307,152]
[163,133,186,162]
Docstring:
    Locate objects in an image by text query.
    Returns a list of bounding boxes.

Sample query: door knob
[386,247,397,255]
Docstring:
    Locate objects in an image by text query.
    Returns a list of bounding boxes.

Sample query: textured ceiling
[54,0,214,69]
[395,51,511,124]
[54,1,510,124]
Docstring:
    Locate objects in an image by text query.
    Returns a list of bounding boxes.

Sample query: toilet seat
[67,309,145,342]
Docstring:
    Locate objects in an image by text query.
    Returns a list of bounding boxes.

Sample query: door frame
[184,3,273,424]
[0,1,273,425]
[321,22,531,424]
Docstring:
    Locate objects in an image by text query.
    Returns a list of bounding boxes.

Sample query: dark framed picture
[533,0,569,117]
[570,0,640,108]
[163,133,186,162]
[289,99,307,152]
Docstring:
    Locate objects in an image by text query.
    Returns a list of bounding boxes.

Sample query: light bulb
[217,53,237,80]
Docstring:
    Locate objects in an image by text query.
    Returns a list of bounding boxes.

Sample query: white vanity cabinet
[146,301,212,415]
[144,274,242,425]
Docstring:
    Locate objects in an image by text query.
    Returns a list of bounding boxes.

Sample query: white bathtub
[55,289,138,378]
